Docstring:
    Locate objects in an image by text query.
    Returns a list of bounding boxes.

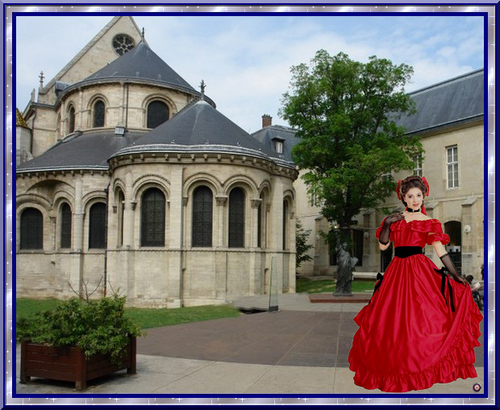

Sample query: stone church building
[16,16,298,307]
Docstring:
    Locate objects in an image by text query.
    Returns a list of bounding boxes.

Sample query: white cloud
[15,14,484,133]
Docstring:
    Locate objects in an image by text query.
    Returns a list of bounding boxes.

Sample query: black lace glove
[440,253,467,286]
[379,213,405,245]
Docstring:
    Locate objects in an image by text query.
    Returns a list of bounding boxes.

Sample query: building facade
[290,69,484,279]
[16,17,298,307]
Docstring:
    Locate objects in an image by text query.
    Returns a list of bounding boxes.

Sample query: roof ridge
[408,68,483,96]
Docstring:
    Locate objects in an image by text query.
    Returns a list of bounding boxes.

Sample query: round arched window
[147,101,169,129]
[112,34,135,56]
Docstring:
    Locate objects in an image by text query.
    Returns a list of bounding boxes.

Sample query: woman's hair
[399,175,428,207]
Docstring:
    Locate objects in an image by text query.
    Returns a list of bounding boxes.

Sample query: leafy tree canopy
[280,50,423,230]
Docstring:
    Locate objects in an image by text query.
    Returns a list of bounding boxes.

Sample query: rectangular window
[274,140,284,154]
[413,154,423,177]
[446,145,459,189]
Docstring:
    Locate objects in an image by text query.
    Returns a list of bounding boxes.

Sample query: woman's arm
[379,241,391,251]
[431,240,447,257]
[432,240,467,285]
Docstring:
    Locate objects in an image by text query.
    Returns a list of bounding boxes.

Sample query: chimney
[262,114,272,128]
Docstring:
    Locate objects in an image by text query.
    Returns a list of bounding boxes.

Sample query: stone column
[215,195,228,300]
[72,179,84,296]
[215,195,227,247]
[248,199,261,294]
[269,177,284,293]
[461,199,476,277]
[288,206,296,293]
[123,172,134,248]
[167,165,184,308]
[78,89,84,130]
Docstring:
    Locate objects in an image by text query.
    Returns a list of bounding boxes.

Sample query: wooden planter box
[20,337,136,390]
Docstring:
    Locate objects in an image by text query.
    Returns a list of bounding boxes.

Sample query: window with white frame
[413,154,423,177]
[446,145,459,189]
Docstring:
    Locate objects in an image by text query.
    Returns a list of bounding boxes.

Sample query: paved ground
[14,293,485,395]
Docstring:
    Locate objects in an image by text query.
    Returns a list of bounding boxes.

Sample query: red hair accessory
[396,180,402,200]
[422,176,430,196]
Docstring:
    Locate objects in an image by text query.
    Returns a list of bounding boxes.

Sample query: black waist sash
[395,246,423,258]
[369,246,455,312]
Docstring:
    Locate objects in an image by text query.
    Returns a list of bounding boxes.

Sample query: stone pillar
[72,179,84,296]
[250,199,261,248]
[123,172,134,248]
[167,165,184,308]
[269,178,284,293]
[78,89,84,130]
[248,199,261,295]
[461,199,475,277]
[288,205,296,292]
[215,195,227,247]
[215,195,228,300]
[120,82,126,125]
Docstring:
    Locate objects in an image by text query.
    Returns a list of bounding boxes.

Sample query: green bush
[16,294,145,365]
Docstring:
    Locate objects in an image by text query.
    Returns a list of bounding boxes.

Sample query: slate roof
[85,41,196,94]
[56,41,215,107]
[397,69,484,134]
[113,100,293,167]
[251,125,300,163]
[17,131,144,172]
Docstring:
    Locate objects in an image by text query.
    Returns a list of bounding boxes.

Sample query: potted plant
[17,294,145,390]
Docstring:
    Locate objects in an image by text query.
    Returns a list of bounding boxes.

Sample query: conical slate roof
[17,131,144,171]
[115,100,281,161]
[85,41,197,94]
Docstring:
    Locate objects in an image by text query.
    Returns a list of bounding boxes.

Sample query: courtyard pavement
[14,293,485,396]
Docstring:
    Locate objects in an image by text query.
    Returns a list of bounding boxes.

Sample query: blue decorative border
[2,2,496,407]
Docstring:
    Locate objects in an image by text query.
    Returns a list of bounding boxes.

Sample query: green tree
[296,220,313,268]
[280,50,423,294]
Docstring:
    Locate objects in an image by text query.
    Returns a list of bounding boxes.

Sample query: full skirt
[348,254,483,392]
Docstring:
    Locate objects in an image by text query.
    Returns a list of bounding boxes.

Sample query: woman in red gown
[348,176,483,392]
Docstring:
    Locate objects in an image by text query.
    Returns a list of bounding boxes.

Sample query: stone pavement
[14,294,485,395]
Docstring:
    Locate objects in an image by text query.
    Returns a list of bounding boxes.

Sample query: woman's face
[404,187,424,211]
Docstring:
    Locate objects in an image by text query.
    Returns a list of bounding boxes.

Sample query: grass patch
[16,298,242,330]
[296,278,376,294]
[124,305,241,329]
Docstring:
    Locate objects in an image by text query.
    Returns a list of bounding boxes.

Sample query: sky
[15,14,484,134]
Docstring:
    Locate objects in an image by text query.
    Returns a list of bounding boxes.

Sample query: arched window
[89,203,106,249]
[68,106,75,134]
[258,192,267,249]
[141,188,165,247]
[20,208,43,250]
[257,201,262,248]
[147,101,169,129]
[229,188,245,248]
[60,203,72,249]
[117,190,125,247]
[93,100,105,128]
[192,186,213,247]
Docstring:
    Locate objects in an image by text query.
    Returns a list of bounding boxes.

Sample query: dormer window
[272,137,285,154]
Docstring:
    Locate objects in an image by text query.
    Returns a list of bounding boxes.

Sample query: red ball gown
[348,218,483,392]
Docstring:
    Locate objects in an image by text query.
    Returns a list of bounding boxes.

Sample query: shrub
[16,294,145,365]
